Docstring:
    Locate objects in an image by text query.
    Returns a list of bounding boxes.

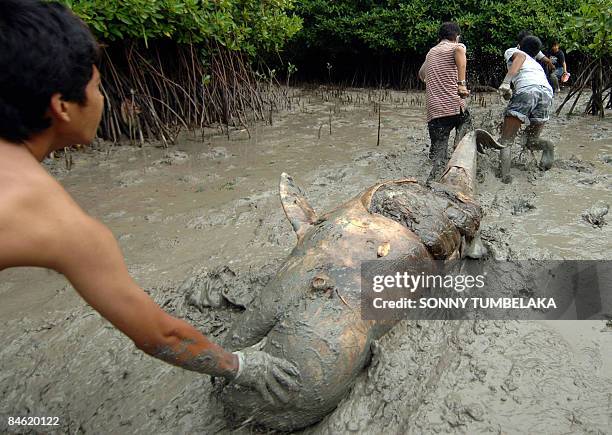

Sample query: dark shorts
[504,86,553,124]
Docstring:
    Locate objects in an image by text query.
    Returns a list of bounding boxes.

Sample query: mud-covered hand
[498,82,512,100]
[231,349,300,403]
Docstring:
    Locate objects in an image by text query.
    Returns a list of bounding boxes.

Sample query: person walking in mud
[497,35,555,183]
[0,0,299,405]
[419,22,471,182]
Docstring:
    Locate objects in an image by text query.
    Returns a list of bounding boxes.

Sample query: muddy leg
[499,116,522,183]
[427,118,454,182]
[524,123,554,170]
[549,72,560,93]
[453,109,473,149]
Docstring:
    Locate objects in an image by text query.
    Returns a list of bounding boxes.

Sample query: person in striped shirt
[419,22,471,182]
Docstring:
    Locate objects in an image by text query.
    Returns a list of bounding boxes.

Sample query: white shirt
[504,48,553,95]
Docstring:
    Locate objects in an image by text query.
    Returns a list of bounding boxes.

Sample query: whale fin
[475,128,505,153]
[279,173,318,239]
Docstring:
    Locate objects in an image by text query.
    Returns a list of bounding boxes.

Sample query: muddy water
[1,89,611,434]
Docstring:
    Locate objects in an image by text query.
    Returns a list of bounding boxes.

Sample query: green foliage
[564,0,612,57]
[293,0,579,56]
[59,0,302,55]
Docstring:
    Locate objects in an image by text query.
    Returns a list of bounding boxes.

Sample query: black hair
[551,40,560,46]
[0,0,100,143]
[516,30,532,45]
[519,35,542,58]
[438,22,461,42]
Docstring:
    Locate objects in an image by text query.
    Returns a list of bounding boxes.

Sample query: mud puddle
[1,88,611,434]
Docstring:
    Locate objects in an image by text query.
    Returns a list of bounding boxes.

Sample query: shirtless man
[0,0,298,404]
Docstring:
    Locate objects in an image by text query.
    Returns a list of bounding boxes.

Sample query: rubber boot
[526,137,555,171]
[498,141,512,184]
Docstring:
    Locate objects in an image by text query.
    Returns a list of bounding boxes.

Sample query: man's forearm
[55,217,241,379]
[543,56,553,69]
[140,314,238,379]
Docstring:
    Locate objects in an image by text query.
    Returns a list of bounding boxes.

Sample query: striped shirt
[424,40,466,122]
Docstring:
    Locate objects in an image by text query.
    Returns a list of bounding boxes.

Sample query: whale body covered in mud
[220,130,503,431]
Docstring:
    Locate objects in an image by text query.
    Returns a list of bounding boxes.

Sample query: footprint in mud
[116,169,144,187]
[144,211,163,223]
[152,150,189,166]
[510,197,536,215]
[158,237,181,249]
[581,200,609,228]
[186,210,229,230]
[315,166,350,184]
[577,176,600,185]
[199,147,232,160]
[105,210,127,219]
[553,156,595,173]
[118,233,133,242]
[353,150,384,165]
[600,154,612,165]
[177,174,202,185]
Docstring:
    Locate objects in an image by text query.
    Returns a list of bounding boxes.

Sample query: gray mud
[1,89,611,434]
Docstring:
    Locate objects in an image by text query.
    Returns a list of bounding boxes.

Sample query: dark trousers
[427,109,472,181]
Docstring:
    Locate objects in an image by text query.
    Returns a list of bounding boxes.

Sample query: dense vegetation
[57,0,610,141]
[63,0,302,54]
[59,0,302,143]
[285,0,580,86]
[292,0,575,55]
[558,0,611,116]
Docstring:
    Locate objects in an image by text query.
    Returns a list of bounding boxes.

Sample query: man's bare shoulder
[0,149,94,270]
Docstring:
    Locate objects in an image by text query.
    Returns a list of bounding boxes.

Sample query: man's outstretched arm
[38,206,299,403]
[52,215,237,376]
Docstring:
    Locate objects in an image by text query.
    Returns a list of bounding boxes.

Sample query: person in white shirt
[497,35,555,183]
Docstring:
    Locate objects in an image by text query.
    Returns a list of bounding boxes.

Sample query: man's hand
[543,57,554,71]
[458,84,470,98]
[498,82,512,100]
[232,349,300,403]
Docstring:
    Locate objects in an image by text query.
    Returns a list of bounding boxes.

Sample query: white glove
[232,349,300,404]
[498,82,512,100]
